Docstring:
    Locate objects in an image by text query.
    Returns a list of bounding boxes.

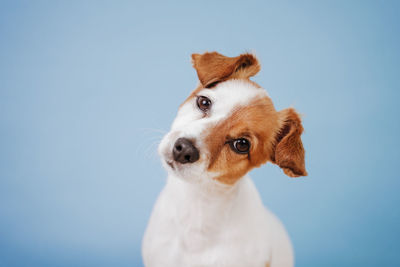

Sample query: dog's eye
[196,96,212,112]
[230,138,251,154]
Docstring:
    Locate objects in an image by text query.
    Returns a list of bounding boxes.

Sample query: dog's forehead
[171,79,268,135]
[186,79,267,116]
[201,80,267,112]
[171,80,268,138]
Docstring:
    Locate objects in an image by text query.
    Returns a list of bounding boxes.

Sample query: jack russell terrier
[142,52,307,267]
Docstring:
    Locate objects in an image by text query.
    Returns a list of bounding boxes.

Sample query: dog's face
[159,52,307,186]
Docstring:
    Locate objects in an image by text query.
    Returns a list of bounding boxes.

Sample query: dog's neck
[165,174,248,251]
[165,173,250,227]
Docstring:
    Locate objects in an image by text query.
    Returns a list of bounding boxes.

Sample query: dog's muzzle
[172,138,199,164]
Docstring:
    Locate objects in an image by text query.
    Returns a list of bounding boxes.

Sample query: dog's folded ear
[191,52,260,88]
[271,108,307,177]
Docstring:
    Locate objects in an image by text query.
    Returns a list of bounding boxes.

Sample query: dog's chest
[142,177,272,267]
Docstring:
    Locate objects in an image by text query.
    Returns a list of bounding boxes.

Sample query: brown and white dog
[142,52,307,267]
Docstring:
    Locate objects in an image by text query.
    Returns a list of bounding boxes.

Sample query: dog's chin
[162,159,192,176]
[160,158,208,184]
[161,158,176,172]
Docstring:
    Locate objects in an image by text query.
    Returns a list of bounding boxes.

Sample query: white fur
[142,80,294,267]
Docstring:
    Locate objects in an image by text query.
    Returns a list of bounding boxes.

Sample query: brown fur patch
[205,97,280,185]
[204,98,307,185]
[191,52,260,88]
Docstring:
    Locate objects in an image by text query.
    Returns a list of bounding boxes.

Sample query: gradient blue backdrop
[1,1,399,266]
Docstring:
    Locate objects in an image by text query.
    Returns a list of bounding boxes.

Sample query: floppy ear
[271,108,307,177]
[191,52,260,88]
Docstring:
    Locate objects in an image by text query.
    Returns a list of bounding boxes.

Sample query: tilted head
[158,52,307,186]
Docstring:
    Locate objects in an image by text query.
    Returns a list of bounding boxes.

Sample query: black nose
[173,138,200,164]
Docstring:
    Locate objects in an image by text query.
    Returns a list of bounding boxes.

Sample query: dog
[142,52,307,267]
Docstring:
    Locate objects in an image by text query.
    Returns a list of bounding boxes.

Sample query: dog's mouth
[165,160,175,170]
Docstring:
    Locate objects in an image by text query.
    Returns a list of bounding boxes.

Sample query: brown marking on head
[191,52,260,88]
[205,97,279,184]
[204,98,307,185]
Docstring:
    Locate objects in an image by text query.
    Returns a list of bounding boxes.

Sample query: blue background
[1,1,399,266]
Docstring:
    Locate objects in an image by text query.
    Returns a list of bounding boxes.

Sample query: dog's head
[159,52,307,186]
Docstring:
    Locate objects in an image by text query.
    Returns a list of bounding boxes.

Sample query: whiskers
[137,128,167,161]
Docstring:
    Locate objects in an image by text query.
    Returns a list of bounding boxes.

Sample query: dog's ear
[191,52,260,88]
[271,108,307,177]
